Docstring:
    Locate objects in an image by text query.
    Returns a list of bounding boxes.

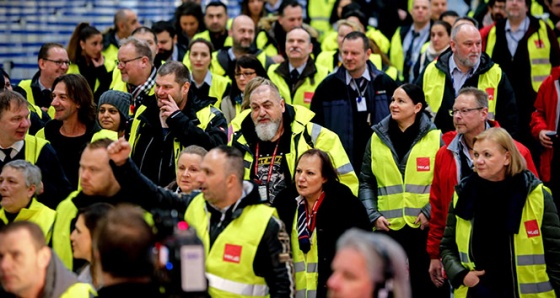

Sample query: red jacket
[426,121,538,259]
[530,66,560,182]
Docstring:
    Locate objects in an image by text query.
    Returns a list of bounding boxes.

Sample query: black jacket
[96,283,164,298]
[130,93,227,186]
[440,170,560,295]
[488,16,560,144]
[273,182,371,298]
[416,48,519,136]
[311,60,398,170]
[110,158,295,298]
[0,140,72,210]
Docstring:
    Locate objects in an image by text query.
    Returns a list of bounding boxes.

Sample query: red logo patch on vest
[304,92,314,104]
[535,39,544,49]
[223,244,242,263]
[525,220,540,238]
[416,157,430,171]
[486,88,495,101]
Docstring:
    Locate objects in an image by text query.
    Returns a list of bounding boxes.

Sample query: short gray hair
[157,61,191,85]
[120,37,153,64]
[2,160,42,195]
[457,87,488,108]
[451,22,475,42]
[336,229,411,297]
[246,77,283,106]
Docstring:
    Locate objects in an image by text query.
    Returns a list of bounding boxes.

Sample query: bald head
[450,23,482,71]
[231,15,255,52]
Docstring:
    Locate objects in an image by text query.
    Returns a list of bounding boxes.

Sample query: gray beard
[255,121,280,141]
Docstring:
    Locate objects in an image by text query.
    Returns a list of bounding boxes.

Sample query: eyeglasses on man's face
[116,56,143,68]
[449,107,483,117]
[44,58,71,67]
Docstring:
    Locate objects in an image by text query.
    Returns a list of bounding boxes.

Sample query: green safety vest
[230,107,359,196]
[210,50,269,77]
[67,56,115,93]
[267,63,329,109]
[422,61,501,119]
[24,134,48,164]
[18,80,56,119]
[128,104,218,168]
[256,31,279,57]
[52,190,80,270]
[486,19,551,92]
[307,0,337,42]
[453,183,555,298]
[291,212,319,298]
[60,282,95,298]
[390,28,405,81]
[370,129,440,230]
[0,198,55,243]
[185,194,275,297]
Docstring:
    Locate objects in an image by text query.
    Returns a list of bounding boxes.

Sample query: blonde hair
[336,19,362,33]
[474,127,526,177]
[241,77,282,109]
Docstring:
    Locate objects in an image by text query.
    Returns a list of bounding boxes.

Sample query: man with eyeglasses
[426,87,537,291]
[18,43,70,113]
[111,37,157,115]
[267,27,328,110]
[211,15,274,81]
[417,22,518,135]
[485,0,560,159]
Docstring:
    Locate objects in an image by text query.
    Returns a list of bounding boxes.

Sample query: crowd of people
[2,0,560,297]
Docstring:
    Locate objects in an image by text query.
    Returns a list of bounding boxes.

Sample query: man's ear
[37,246,51,270]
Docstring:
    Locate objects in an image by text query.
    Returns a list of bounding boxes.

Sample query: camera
[152,209,208,297]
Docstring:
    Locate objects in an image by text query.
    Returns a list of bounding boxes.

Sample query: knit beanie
[98,90,132,120]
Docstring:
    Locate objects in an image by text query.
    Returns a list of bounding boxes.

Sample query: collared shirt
[190,70,213,89]
[402,24,431,63]
[505,16,530,56]
[345,67,371,90]
[449,54,480,96]
[288,63,306,77]
[171,45,179,62]
[0,140,24,161]
[458,122,490,168]
[227,48,237,61]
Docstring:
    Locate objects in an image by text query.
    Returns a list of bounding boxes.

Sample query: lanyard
[352,78,367,102]
[254,141,280,186]
[305,191,325,232]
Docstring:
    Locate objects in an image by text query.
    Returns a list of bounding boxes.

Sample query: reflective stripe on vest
[209,74,231,108]
[370,129,440,230]
[308,0,336,40]
[422,61,501,119]
[453,184,555,298]
[486,19,551,92]
[291,211,319,298]
[206,272,270,296]
[185,195,274,298]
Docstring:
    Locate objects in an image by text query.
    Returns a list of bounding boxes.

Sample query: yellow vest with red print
[453,183,555,298]
[370,129,440,230]
[266,63,329,109]
[185,194,276,297]
[422,61,501,120]
[486,19,551,92]
[291,210,319,298]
